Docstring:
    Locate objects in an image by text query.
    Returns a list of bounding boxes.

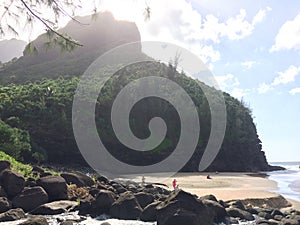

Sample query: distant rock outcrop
[0,12,141,84]
[0,39,27,63]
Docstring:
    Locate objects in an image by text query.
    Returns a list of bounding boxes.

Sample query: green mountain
[0,12,278,172]
[0,12,141,84]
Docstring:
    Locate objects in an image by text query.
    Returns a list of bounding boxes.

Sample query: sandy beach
[130,172,300,210]
[163,172,278,200]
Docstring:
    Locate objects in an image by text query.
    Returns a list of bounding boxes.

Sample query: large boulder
[30,200,78,215]
[134,192,155,209]
[60,172,94,187]
[0,161,11,173]
[110,191,142,220]
[18,216,49,225]
[202,199,228,223]
[0,186,7,197]
[226,208,255,221]
[0,197,11,213]
[156,190,214,225]
[0,170,25,198]
[161,209,200,225]
[140,201,161,222]
[0,208,25,222]
[12,186,48,212]
[90,190,116,215]
[37,176,67,201]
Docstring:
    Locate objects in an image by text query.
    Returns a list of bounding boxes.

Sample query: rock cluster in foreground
[0,160,299,225]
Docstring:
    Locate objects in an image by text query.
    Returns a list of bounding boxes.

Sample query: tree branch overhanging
[20,0,82,48]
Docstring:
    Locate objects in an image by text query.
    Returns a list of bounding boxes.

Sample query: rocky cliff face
[0,12,141,84]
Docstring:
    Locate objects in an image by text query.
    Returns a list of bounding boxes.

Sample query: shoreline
[129,172,300,210]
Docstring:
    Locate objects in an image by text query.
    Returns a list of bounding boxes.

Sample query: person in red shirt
[172,179,177,190]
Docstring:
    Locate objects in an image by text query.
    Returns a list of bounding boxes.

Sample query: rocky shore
[0,160,299,225]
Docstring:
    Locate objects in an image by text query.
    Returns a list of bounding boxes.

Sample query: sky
[1,0,299,162]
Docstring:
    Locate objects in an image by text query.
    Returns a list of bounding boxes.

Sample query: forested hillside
[0,60,272,172]
[0,12,275,172]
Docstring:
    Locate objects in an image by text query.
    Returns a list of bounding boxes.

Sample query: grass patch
[0,150,33,177]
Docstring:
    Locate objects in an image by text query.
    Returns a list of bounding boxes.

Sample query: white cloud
[215,73,251,99]
[231,87,250,99]
[270,13,300,52]
[215,73,240,90]
[272,65,300,86]
[132,1,271,65]
[252,7,272,25]
[256,65,300,94]
[241,61,256,70]
[258,82,273,94]
[289,87,300,95]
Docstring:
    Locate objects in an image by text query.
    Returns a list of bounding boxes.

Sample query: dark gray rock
[60,221,74,225]
[274,215,283,221]
[0,161,11,173]
[258,211,273,220]
[60,172,94,187]
[134,192,155,209]
[228,200,246,210]
[110,191,142,220]
[0,197,11,213]
[257,219,279,225]
[203,199,227,223]
[32,166,45,175]
[89,188,100,197]
[156,190,214,225]
[199,194,218,202]
[77,198,93,216]
[97,175,109,184]
[247,207,259,214]
[271,209,285,217]
[0,186,7,197]
[161,209,199,225]
[226,208,255,221]
[91,190,116,215]
[140,201,161,222]
[41,172,52,177]
[12,186,48,212]
[0,208,25,222]
[280,218,300,225]
[0,170,25,198]
[30,200,78,215]
[100,222,111,225]
[228,217,239,224]
[37,176,67,201]
[18,216,49,225]
[24,177,37,187]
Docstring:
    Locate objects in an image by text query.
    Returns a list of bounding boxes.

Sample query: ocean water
[268,161,300,203]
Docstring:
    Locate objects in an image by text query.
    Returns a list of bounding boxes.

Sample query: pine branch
[0,0,16,24]
[20,0,82,47]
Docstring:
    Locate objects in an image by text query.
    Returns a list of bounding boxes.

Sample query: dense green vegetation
[0,61,269,171]
[0,151,32,177]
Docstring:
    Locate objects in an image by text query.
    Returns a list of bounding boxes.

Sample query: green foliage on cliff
[0,151,32,177]
[0,118,31,160]
[0,61,269,171]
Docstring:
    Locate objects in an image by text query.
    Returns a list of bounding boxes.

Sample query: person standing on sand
[172,179,178,190]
